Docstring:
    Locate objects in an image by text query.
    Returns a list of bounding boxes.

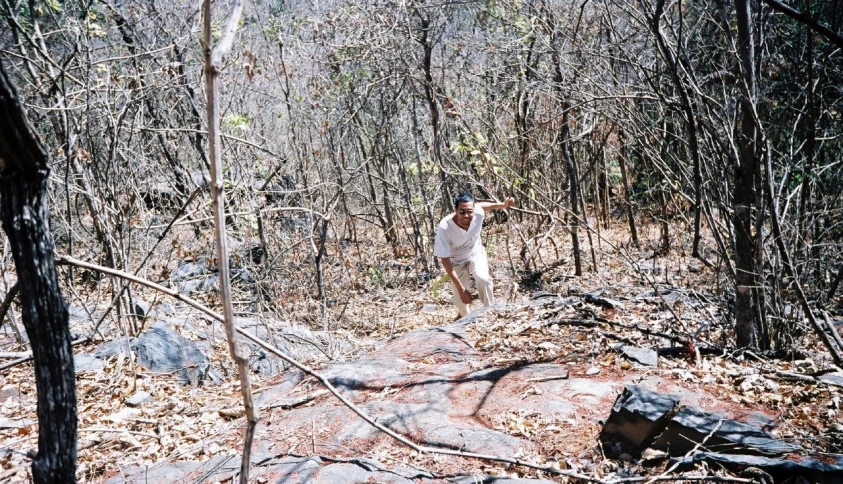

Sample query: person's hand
[458,287,472,304]
[504,196,516,208]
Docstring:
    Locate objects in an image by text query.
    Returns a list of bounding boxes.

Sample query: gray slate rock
[67,305,92,322]
[75,353,105,372]
[420,303,437,314]
[600,385,681,455]
[584,293,623,309]
[131,299,151,319]
[818,372,843,388]
[177,275,218,294]
[135,326,210,385]
[651,405,800,457]
[95,338,136,359]
[672,451,843,484]
[171,258,208,281]
[249,347,282,378]
[108,455,431,484]
[619,345,658,367]
[0,386,20,403]
[105,455,237,483]
[125,391,153,407]
[156,302,176,315]
[449,478,560,484]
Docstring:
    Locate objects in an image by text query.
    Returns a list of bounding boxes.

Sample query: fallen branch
[77,427,159,440]
[51,255,762,484]
[218,390,328,418]
[546,316,721,355]
[760,0,843,49]
[52,254,615,482]
[0,351,30,359]
[0,338,87,371]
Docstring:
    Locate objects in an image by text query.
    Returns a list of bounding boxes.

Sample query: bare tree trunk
[563,128,583,277]
[828,265,843,303]
[202,1,258,482]
[618,130,639,246]
[541,4,583,276]
[797,11,815,257]
[579,174,598,273]
[411,96,436,239]
[650,0,706,261]
[416,12,452,213]
[734,0,761,349]
[314,217,330,328]
[0,60,77,484]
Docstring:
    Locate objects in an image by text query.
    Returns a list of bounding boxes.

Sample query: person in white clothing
[433,193,516,318]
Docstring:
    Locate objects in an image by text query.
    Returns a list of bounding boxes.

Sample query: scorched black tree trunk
[0,60,77,482]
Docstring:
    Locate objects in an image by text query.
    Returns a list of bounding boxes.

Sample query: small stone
[107,408,141,423]
[125,391,153,408]
[420,304,437,314]
[132,299,151,319]
[640,447,668,462]
[537,341,559,351]
[0,385,20,403]
[586,367,601,376]
[618,345,658,367]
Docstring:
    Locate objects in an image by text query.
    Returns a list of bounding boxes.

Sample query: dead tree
[733,0,762,349]
[0,61,77,482]
[202,0,257,482]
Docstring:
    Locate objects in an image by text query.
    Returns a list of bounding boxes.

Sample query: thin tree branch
[50,254,616,483]
[761,0,843,50]
[203,0,254,482]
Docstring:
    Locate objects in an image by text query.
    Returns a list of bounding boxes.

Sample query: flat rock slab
[74,353,104,372]
[674,451,843,484]
[651,405,800,457]
[108,454,553,483]
[106,456,237,483]
[618,345,658,367]
[118,310,795,482]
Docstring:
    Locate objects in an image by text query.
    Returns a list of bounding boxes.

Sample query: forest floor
[0,218,841,482]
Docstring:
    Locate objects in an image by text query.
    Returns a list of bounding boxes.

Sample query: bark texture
[733,0,761,349]
[0,61,77,483]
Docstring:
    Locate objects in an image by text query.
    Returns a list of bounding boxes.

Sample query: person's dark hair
[454,193,475,209]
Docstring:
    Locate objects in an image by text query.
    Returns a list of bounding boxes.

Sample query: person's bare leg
[450,261,472,318]
[470,249,495,308]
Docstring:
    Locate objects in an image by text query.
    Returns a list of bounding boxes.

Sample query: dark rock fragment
[599,385,681,456]
[650,405,800,457]
[135,326,210,385]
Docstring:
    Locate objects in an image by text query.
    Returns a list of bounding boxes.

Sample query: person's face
[455,201,475,228]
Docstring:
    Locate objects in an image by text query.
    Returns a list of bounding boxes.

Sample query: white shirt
[433,205,485,265]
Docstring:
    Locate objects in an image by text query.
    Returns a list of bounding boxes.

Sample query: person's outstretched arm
[478,197,516,211]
